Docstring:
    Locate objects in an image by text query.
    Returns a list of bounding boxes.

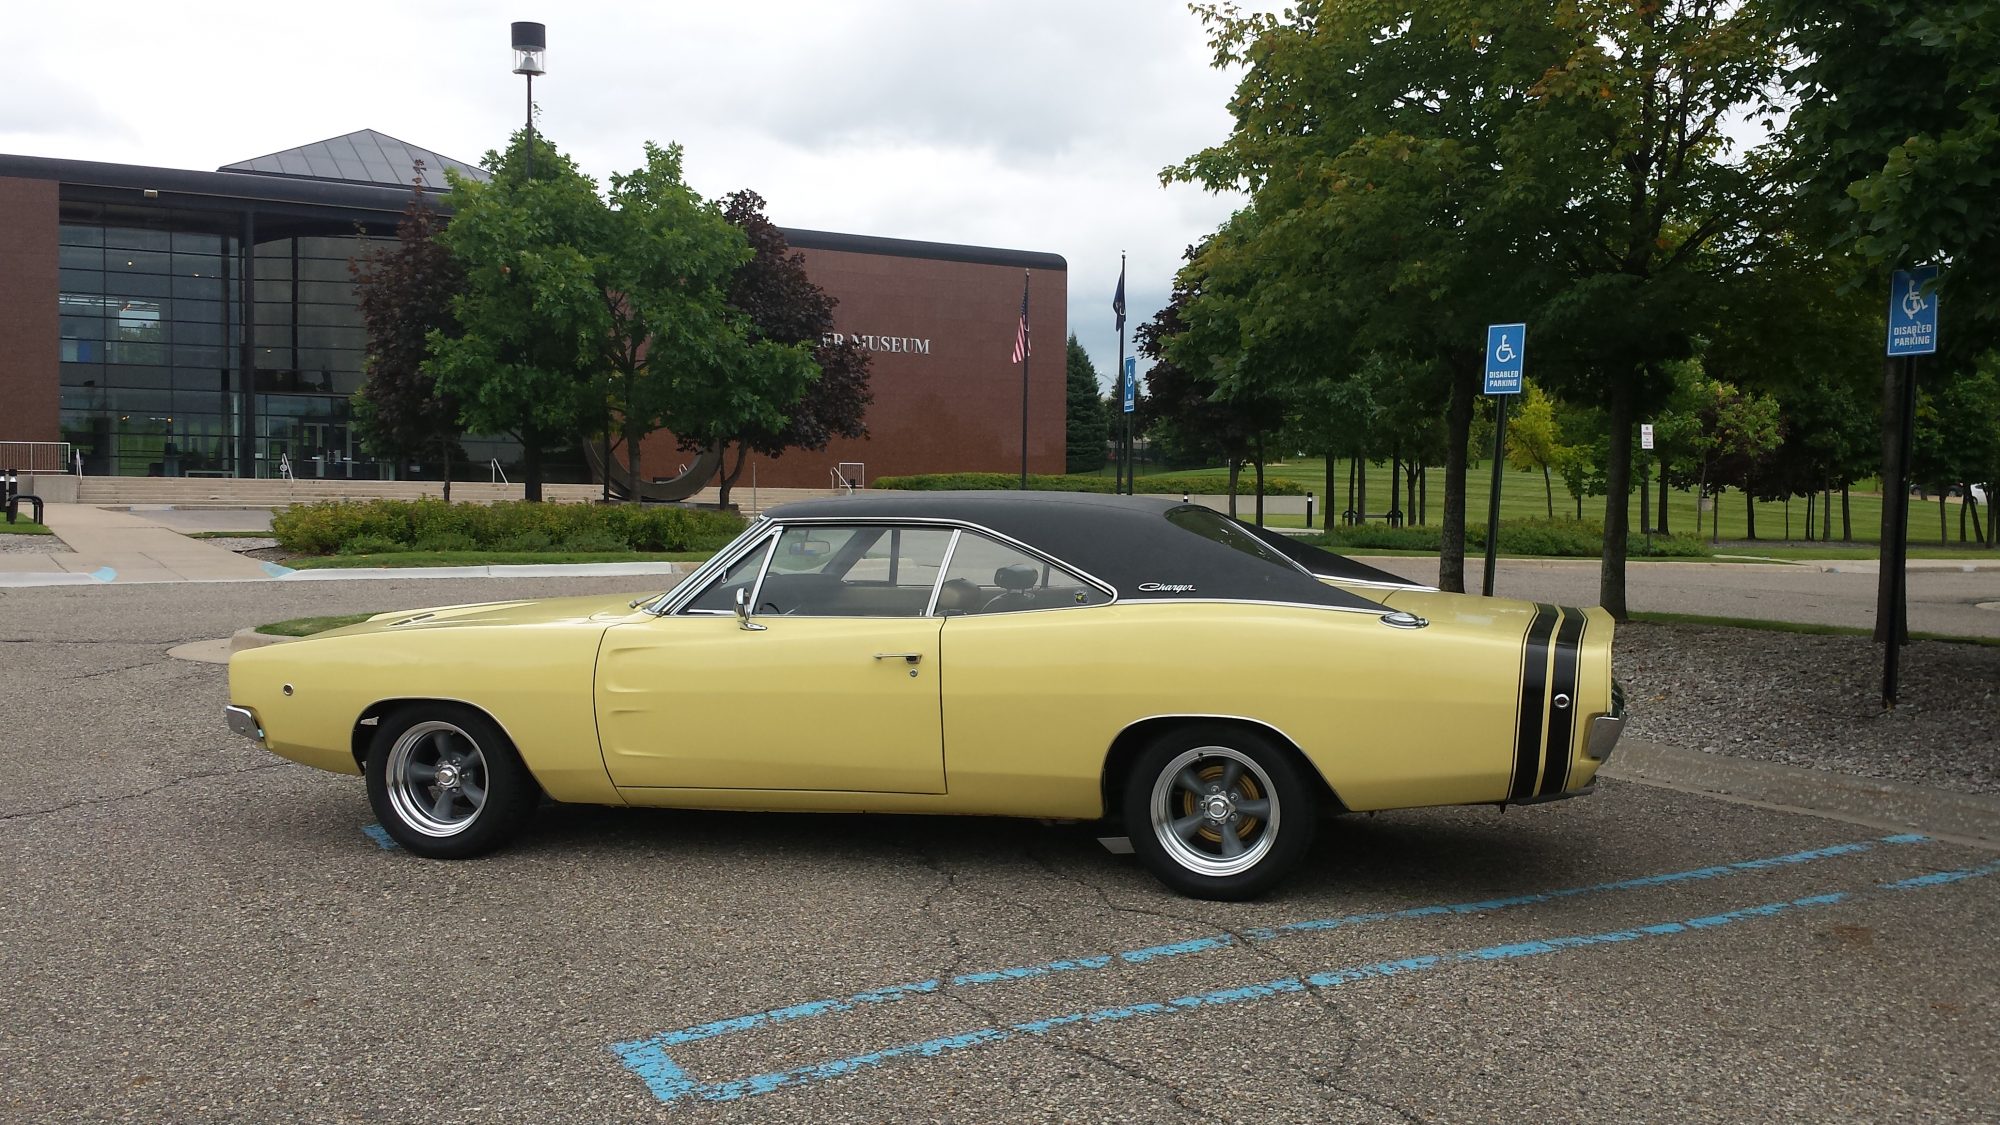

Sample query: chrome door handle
[873,652,923,663]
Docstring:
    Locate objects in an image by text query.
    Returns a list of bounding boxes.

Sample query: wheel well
[350,699,514,770]
[1099,716,1347,823]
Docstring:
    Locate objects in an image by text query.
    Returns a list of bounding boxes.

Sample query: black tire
[1121,724,1318,901]
[364,703,540,859]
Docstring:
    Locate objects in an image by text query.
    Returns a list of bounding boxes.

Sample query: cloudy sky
[5,1,1258,390]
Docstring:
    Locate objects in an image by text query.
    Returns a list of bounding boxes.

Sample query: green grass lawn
[1117,457,1996,549]
[0,520,53,535]
[285,550,713,569]
[255,613,378,637]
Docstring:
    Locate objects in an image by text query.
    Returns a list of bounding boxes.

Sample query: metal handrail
[0,441,73,474]
[278,453,294,482]
[490,458,509,485]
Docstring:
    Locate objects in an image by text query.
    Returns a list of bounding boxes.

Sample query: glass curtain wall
[57,213,393,478]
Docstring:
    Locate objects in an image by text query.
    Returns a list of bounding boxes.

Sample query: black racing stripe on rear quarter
[1538,607,1588,797]
[1510,603,1560,802]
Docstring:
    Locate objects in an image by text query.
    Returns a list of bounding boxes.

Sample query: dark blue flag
[1112,257,1126,333]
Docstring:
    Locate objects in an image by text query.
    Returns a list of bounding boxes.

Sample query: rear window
[1164,506,1309,576]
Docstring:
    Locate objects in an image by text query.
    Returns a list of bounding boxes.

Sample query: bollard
[1306,491,1315,529]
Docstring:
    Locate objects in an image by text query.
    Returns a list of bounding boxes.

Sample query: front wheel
[1122,726,1317,900]
[365,704,540,859]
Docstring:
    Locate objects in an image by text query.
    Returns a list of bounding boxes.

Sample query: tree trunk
[1842,485,1852,541]
[1323,450,1336,532]
[440,441,453,505]
[1940,492,1948,545]
[1345,455,1356,523]
[1418,464,1427,525]
[717,443,749,508]
[1745,491,1756,540]
[1658,463,1671,535]
[1638,459,1649,534]
[1226,458,1240,519]
[1599,373,1636,620]
[522,438,544,503]
[1438,360,1476,593]
[623,419,645,505]
[1390,454,1402,526]
[1253,436,1265,527]
[1822,486,1832,543]
[1355,456,1367,529]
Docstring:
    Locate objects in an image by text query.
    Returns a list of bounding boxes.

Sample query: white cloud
[9,0,1258,387]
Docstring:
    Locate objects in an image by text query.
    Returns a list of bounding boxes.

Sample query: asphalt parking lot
[2,578,1996,1123]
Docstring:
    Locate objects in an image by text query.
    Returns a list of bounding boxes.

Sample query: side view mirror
[734,587,766,631]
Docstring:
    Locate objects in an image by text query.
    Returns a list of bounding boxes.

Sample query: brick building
[0,132,1067,488]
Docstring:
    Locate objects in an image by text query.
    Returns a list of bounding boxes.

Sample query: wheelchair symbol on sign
[1901,278,1929,319]
[1494,335,1518,364]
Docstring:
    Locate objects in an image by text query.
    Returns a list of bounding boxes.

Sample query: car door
[595,524,952,794]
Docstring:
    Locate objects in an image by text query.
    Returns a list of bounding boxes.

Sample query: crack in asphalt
[1023,840,1433,1125]
[0,761,285,824]
[889,832,1225,1123]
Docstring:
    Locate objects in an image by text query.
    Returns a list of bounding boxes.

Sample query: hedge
[870,472,1307,496]
[1311,518,1711,558]
[271,498,746,556]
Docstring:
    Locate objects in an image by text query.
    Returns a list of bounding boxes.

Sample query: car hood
[313,594,649,640]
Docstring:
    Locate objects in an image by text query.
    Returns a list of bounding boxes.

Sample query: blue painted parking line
[612,834,1931,1102]
[644,892,1852,1103]
[1880,857,2000,890]
[361,824,398,850]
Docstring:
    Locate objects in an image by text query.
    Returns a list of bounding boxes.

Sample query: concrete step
[68,477,842,515]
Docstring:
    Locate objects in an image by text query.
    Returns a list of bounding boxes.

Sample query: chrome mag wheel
[384,720,490,838]
[1149,745,1281,878]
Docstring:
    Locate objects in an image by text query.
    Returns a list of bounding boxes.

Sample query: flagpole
[1019,269,1031,490]
[1115,252,1129,494]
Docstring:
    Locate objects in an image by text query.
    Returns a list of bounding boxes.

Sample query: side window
[681,534,775,614]
[936,532,1110,616]
[757,525,954,617]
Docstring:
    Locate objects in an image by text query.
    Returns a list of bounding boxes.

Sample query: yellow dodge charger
[226,491,1622,899]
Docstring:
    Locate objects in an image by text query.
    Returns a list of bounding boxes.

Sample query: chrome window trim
[664,525,777,617]
[649,518,772,616]
[1113,597,1389,617]
[1315,574,1438,593]
[705,515,1121,607]
[922,529,963,618]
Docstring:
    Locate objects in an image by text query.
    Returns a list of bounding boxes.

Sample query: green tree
[1064,334,1106,473]
[1505,383,1567,518]
[705,190,871,506]
[1169,4,1581,589]
[429,132,607,501]
[350,167,466,500]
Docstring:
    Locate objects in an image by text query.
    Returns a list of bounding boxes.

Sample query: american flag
[1011,273,1032,364]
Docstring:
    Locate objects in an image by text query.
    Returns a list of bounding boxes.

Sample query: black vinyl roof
[765,491,1387,611]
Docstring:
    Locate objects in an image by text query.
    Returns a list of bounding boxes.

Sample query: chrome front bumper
[223,705,265,745]
[1585,679,1629,763]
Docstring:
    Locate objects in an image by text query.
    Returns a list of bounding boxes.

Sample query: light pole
[511,22,546,180]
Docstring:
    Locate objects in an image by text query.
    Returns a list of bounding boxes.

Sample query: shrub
[870,472,1306,496]
[1310,518,1712,558]
[272,499,746,556]
[337,533,404,556]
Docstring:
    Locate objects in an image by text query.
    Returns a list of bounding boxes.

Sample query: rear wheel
[365,704,539,858]
[1122,725,1317,900]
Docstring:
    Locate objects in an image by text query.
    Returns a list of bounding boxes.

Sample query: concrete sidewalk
[0,504,274,584]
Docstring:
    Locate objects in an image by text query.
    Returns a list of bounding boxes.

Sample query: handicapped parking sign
[1886,266,1939,357]
[1485,323,1526,394]
[1122,356,1137,413]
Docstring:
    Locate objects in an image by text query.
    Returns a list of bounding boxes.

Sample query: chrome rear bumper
[224,705,265,745]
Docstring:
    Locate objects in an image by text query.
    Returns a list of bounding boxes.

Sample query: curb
[230,627,299,654]
[1603,738,2000,850]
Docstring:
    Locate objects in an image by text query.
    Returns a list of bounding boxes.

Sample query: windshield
[638,516,773,615]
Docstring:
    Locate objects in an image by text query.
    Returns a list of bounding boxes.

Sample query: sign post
[1882,266,1939,707]
[1640,423,1655,550]
[1482,324,1526,596]
[1122,356,1137,494]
